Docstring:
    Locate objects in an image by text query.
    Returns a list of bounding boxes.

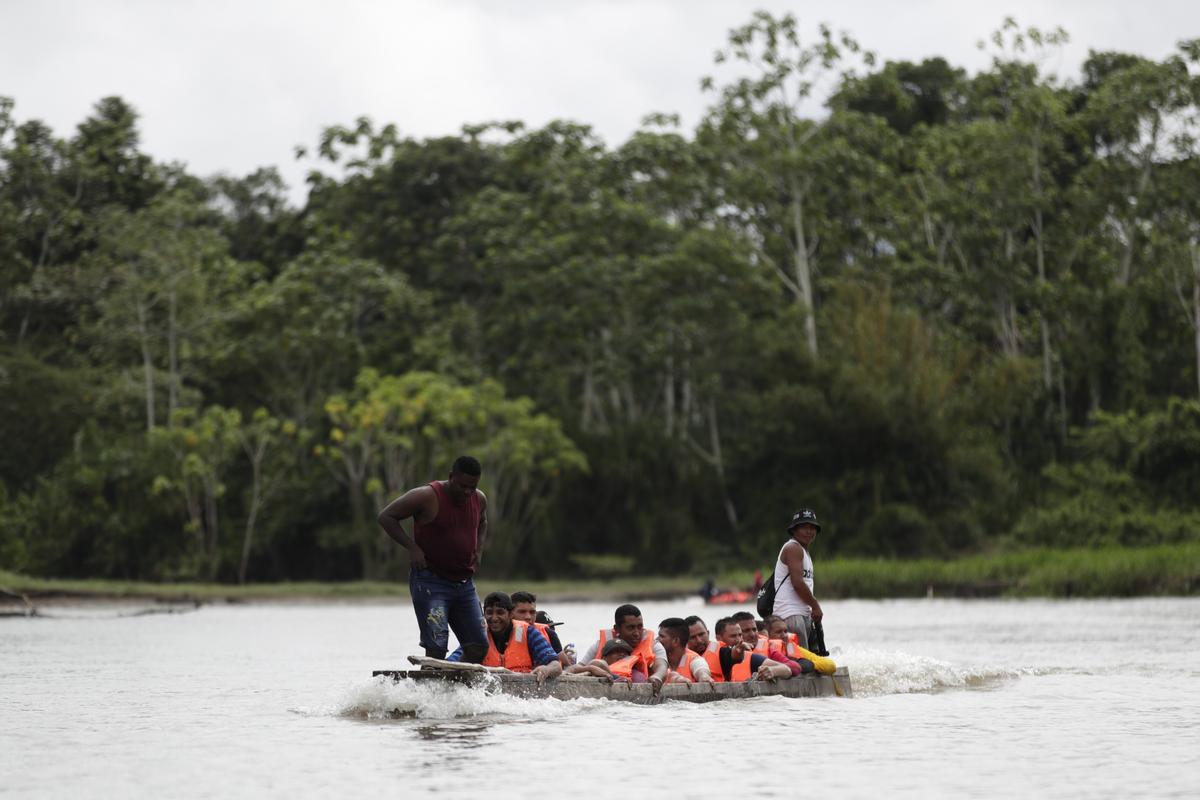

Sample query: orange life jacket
[752,635,769,656]
[729,646,755,681]
[667,648,703,683]
[699,640,724,683]
[532,622,556,650]
[482,620,534,672]
[597,629,657,674]
[607,654,639,682]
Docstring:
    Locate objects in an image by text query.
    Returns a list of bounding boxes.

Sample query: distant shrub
[568,553,635,578]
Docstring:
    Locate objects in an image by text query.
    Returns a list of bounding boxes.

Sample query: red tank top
[413,481,481,581]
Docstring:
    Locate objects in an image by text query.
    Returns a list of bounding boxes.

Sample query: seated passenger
[657,617,714,685]
[566,639,647,683]
[511,590,575,666]
[447,591,562,683]
[685,615,724,682]
[764,614,836,675]
[578,603,669,691]
[732,611,769,655]
[715,616,803,682]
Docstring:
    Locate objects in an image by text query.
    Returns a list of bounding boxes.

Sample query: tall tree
[700,12,879,357]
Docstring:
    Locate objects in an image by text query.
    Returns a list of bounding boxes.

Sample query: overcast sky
[3,0,1197,205]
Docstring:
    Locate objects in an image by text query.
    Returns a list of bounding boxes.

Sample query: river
[2,596,1198,798]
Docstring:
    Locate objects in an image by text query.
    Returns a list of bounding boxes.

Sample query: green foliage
[149,405,243,579]
[568,553,636,579]
[0,352,96,490]
[803,543,1200,597]
[320,369,587,577]
[1013,400,1200,548]
[4,15,1200,590]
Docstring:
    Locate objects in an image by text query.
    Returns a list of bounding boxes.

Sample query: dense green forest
[3,14,1200,585]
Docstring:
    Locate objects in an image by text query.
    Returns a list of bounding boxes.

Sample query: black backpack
[755,569,784,617]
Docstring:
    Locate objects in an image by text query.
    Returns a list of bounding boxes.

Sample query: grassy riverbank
[2,543,1197,607]
[0,570,702,606]
[724,542,1200,599]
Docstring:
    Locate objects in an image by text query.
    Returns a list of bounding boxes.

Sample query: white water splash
[838,646,1039,697]
[295,674,612,720]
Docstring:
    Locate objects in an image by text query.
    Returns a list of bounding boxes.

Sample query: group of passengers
[447,592,835,689]
[379,456,830,691]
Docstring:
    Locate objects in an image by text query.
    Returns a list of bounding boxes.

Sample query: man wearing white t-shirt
[771,508,823,649]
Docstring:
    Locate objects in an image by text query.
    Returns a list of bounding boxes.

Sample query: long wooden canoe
[373,656,852,704]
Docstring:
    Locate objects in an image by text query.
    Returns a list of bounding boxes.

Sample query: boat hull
[373,663,852,704]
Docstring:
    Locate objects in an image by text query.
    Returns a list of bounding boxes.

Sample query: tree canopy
[3,16,1200,582]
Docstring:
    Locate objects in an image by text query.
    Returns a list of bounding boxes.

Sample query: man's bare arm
[785,543,823,621]
[377,486,436,568]
[475,491,489,564]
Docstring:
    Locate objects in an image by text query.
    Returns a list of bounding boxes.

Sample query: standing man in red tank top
[377,456,490,663]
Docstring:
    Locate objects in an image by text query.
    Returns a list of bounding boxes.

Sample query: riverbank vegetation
[3,14,1200,590]
[4,543,1197,603]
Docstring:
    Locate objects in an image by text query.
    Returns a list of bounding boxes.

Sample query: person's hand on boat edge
[755,662,793,683]
[649,674,664,694]
[532,662,561,685]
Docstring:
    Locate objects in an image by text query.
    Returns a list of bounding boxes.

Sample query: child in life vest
[565,638,647,683]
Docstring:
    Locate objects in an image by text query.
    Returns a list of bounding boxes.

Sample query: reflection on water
[414,720,493,746]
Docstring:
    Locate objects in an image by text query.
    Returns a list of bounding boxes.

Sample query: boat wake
[293,650,1036,718]
[839,646,1038,697]
[302,674,609,721]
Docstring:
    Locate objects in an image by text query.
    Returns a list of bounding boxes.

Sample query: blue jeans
[409,568,487,661]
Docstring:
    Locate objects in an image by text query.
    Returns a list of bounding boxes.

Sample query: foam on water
[839,646,1037,696]
[299,674,611,720]
[293,652,1028,719]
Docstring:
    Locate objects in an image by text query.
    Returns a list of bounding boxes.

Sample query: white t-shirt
[772,541,814,618]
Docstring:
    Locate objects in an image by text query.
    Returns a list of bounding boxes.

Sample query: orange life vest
[752,635,769,656]
[699,640,724,683]
[597,629,657,674]
[607,654,639,682]
[667,648,703,683]
[482,620,534,672]
[532,622,556,650]
[729,646,755,681]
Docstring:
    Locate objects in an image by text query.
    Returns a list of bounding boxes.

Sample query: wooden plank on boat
[372,656,852,704]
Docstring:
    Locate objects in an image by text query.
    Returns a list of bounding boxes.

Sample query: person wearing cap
[773,507,824,649]
[511,590,575,666]
[566,638,646,683]
[578,604,669,692]
[446,591,561,683]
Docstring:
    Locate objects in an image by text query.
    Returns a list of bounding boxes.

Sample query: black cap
[601,639,633,657]
[787,508,821,532]
[535,610,563,627]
